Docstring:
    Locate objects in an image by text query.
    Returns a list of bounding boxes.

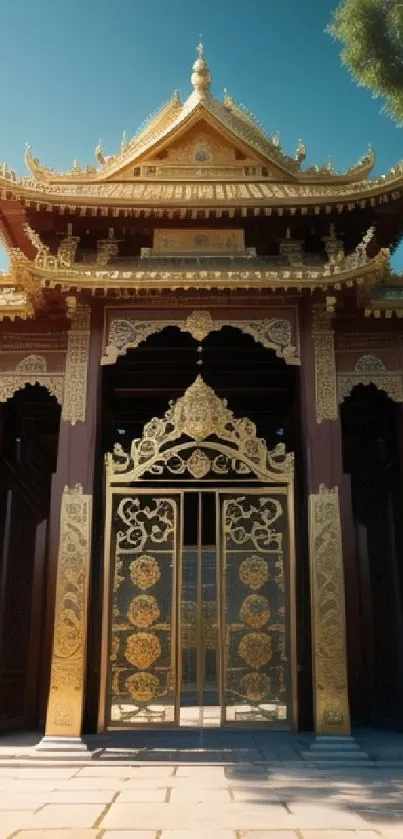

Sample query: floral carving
[125,671,160,703]
[130,555,161,591]
[125,632,161,669]
[239,556,269,591]
[240,594,270,628]
[240,672,271,702]
[103,315,299,366]
[238,632,272,669]
[309,484,350,735]
[106,376,294,484]
[128,594,160,628]
[45,484,92,737]
[15,354,47,372]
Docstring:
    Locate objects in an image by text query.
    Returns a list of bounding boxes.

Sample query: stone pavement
[0,761,403,839]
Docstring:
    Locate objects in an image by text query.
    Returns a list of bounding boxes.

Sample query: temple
[1,44,403,750]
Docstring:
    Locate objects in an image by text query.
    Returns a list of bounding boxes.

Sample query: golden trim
[0,374,63,404]
[61,303,91,424]
[308,484,350,736]
[45,484,92,737]
[312,308,338,423]
[337,373,403,404]
[106,375,294,485]
[102,312,300,366]
[218,486,297,729]
[98,488,182,731]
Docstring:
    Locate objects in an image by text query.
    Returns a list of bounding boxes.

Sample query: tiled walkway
[0,761,403,838]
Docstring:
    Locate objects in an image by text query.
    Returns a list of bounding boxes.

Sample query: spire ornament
[191,42,211,97]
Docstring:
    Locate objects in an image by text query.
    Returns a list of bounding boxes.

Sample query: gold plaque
[240,672,271,702]
[238,632,273,669]
[128,594,160,628]
[240,594,270,628]
[152,228,245,254]
[125,632,161,669]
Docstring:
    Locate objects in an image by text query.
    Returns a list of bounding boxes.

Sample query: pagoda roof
[2,44,399,216]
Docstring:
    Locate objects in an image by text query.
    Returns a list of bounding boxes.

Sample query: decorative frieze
[44,484,92,738]
[62,303,91,424]
[102,311,300,366]
[312,308,338,423]
[337,354,403,404]
[309,484,350,736]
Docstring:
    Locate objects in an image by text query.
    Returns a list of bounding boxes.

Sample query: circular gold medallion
[240,671,271,702]
[128,594,160,628]
[240,595,270,628]
[239,556,269,591]
[125,632,161,669]
[130,555,161,591]
[238,632,272,669]
[125,671,160,703]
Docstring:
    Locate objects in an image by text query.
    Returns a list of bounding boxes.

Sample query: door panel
[219,490,293,725]
[106,492,181,727]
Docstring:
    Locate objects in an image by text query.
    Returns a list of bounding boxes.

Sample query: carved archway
[337,354,403,404]
[101,311,300,367]
[106,375,294,485]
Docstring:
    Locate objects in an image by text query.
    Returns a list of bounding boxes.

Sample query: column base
[35,736,91,759]
[301,735,372,765]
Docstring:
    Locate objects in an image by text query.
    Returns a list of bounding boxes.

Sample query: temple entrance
[0,385,61,731]
[341,384,403,728]
[97,375,296,731]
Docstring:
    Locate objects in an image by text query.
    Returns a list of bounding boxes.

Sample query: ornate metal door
[219,489,295,726]
[102,491,181,727]
[99,376,296,730]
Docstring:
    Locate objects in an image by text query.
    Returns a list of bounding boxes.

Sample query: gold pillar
[44,484,92,739]
[308,484,351,736]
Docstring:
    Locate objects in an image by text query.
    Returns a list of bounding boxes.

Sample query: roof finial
[191,39,211,97]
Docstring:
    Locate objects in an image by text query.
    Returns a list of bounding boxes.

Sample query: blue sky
[1,0,403,271]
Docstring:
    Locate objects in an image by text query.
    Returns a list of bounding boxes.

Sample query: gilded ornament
[309,484,350,736]
[117,497,175,552]
[186,448,211,478]
[53,609,82,659]
[62,302,91,425]
[106,376,293,484]
[128,594,160,628]
[103,316,299,367]
[240,595,270,628]
[238,632,272,669]
[355,354,386,373]
[15,354,47,373]
[224,496,283,551]
[125,632,161,669]
[130,555,161,591]
[125,671,160,703]
[337,373,403,404]
[312,308,338,424]
[240,672,271,702]
[239,556,269,591]
[45,484,92,738]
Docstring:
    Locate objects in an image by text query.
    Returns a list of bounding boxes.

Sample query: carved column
[300,300,362,741]
[37,303,103,752]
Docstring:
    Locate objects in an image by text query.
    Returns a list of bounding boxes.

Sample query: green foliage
[328,0,403,124]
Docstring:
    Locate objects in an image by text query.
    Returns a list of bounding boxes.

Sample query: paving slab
[14,803,106,829]
[160,832,236,839]
[13,832,100,839]
[103,833,158,839]
[299,832,380,839]
[100,801,292,830]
